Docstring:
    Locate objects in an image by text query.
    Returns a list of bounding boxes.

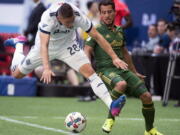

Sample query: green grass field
[0,97,180,135]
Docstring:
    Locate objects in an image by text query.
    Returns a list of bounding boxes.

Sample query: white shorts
[18,41,90,74]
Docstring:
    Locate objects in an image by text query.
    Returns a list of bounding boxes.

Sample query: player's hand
[135,72,146,80]
[113,58,128,70]
[40,69,55,84]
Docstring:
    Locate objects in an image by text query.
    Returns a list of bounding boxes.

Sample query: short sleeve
[38,10,54,34]
[74,10,93,33]
[85,36,97,48]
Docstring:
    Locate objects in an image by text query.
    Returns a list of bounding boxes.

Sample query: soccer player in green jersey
[85,0,164,135]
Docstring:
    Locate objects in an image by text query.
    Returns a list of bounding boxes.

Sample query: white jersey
[34,0,92,51]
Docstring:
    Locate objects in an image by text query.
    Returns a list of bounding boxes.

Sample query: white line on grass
[2,115,180,122]
[54,116,180,122]
[0,116,78,135]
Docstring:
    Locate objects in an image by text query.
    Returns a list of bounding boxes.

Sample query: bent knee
[140,92,152,103]
[11,69,25,79]
[115,81,127,92]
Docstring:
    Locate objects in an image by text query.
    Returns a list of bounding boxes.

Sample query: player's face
[57,15,75,28]
[100,5,115,26]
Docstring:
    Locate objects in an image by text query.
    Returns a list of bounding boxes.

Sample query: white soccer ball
[64,112,87,133]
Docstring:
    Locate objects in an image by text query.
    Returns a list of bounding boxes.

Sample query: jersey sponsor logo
[53,29,70,34]
[111,40,123,47]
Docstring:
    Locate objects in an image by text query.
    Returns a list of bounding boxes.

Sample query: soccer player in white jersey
[4,1,127,117]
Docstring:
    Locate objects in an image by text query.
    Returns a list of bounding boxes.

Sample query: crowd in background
[136,19,180,55]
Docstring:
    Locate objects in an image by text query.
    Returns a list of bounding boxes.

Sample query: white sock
[11,43,25,72]
[88,73,112,109]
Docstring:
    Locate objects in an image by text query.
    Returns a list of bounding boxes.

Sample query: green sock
[142,103,155,131]
[108,89,123,120]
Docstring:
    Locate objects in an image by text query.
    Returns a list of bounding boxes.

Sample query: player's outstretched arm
[88,27,128,70]
[39,32,55,84]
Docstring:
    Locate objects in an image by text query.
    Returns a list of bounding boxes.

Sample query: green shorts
[98,68,148,97]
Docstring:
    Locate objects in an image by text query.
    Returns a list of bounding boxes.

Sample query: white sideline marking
[2,115,180,122]
[0,116,78,135]
[54,116,180,122]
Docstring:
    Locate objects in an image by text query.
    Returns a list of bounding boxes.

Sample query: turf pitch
[0,97,180,135]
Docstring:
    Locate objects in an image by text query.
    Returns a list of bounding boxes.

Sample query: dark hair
[149,24,158,32]
[57,3,74,18]
[87,1,93,10]
[98,0,115,11]
[157,19,168,25]
[167,23,176,31]
[150,24,157,28]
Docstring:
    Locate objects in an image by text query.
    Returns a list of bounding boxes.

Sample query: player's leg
[4,36,44,79]
[4,36,27,78]
[140,91,154,132]
[139,90,163,135]
[100,70,127,133]
[124,71,163,135]
[61,50,125,116]
[123,71,154,132]
[139,91,163,135]
[78,63,112,107]
[79,64,126,116]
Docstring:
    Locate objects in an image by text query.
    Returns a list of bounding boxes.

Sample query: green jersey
[86,22,125,71]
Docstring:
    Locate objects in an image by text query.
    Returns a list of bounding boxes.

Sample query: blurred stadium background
[0,0,180,135]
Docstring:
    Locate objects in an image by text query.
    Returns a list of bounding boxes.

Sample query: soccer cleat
[102,118,115,133]
[110,95,126,116]
[4,36,27,48]
[144,128,164,135]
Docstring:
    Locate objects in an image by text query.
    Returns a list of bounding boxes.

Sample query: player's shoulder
[41,9,55,23]
[39,8,57,30]
[95,24,104,31]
